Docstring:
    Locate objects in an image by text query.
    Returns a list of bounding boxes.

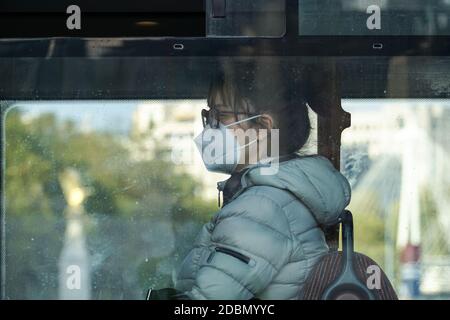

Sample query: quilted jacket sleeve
[181,194,293,300]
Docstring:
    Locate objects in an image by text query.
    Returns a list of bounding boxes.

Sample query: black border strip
[0,0,205,13]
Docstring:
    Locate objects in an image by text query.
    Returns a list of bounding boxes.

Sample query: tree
[4,106,216,299]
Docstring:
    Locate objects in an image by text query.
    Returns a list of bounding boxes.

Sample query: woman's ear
[259,114,274,131]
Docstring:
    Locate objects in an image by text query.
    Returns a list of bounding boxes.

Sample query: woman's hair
[207,64,311,155]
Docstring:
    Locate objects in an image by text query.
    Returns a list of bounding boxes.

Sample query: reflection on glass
[207,0,286,37]
[299,0,450,35]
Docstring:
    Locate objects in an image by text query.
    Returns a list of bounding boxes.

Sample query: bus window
[341,98,450,298]
[299,0,450,35]
[2,53,450,300]
[3,80,317,299]
[4,99,224,299]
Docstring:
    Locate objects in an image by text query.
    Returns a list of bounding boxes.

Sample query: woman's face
[207,93,273,171]
[209,93,251,128]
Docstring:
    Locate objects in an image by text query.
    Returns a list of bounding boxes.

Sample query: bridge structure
[342,100,450,298]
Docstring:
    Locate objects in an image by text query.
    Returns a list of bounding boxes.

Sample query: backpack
[301,210,398,300]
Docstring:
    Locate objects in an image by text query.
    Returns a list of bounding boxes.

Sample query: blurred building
[128,100,227,201]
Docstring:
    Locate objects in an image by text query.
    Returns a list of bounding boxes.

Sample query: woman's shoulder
[212,188,293,241]
[236,185,297,207]
[214,184,321,238]
[215,186,302,226]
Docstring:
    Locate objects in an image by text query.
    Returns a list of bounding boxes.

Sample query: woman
[174,67,351,300]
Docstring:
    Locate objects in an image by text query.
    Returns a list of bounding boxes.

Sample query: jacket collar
[217,153,301,207]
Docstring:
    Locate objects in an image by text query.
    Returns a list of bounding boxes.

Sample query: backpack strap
[323,224,340,252]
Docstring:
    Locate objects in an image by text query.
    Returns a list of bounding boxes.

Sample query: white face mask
[194,115,262,174]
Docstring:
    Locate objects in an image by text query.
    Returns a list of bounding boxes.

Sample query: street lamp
[58,168,92,300]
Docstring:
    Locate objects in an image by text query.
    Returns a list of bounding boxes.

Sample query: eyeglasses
[201,108,257,129]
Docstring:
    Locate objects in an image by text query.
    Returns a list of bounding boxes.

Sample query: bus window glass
[2,55,450,300]
[341,99,450,298]
[299,0,450,35]
[207,0,286,37]
[3,71,317,299]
